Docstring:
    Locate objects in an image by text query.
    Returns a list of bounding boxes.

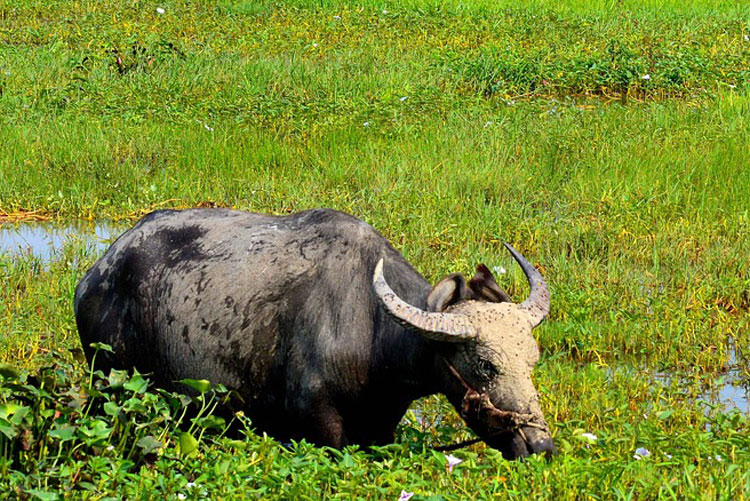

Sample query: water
[653,339,749,413]
[652,370,750,414]
[0,222,123,261]
[709,375,749,413]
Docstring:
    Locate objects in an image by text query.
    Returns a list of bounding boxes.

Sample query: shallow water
[654,339,749,413]
[653,372,749,414]
[708,376,749,412]
[0,222,123,261]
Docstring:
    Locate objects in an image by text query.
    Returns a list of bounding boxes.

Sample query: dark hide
[74,208,550,456]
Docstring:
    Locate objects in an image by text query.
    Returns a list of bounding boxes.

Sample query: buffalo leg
[308,403,346,448]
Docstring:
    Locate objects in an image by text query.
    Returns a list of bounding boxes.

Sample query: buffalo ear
[427,274,469,312]
[469,264,512,303]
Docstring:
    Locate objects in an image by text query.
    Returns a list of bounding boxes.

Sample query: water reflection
[0,222,123,261]
[653,339,749,413]
[660,372,749,414]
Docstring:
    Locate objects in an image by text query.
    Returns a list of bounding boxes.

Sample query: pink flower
[398,491,414,501]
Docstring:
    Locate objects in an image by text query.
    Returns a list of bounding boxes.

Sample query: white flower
[580,433,598,444]
[445,454,463,472]
[363,121,370,127]
[177,495,186,500]
[156,7,165,14]
[664,452,672,459]
[400,96,408,102]
[484,121,493,128]
[333,15,341,20]
[398,491,414,501]
[204,123,213,131]
[312,42,318,47]
[641,74,651,80]
[492,266,506,275]
[745,34,749,41]
[634,447,651,460]
[729,84,737,89]
[186,482,197,489]
[382,9,388,14]
[106,445,115,452]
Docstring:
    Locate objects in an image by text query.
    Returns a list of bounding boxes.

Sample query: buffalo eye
[477,357,498,378]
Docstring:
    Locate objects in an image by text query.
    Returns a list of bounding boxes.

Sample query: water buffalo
[74,208,554,459]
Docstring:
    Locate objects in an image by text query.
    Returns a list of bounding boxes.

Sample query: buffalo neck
[368,261,444,403]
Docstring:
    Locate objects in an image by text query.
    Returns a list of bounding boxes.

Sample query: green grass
[1,0,750,498]
[3,99,749,370]
[1,344,749,499]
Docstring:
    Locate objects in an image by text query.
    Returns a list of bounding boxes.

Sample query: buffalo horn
[372,259,477,342]
[503,243,550,327]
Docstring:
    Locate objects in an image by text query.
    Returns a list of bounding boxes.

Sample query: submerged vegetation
[1,0,749,498]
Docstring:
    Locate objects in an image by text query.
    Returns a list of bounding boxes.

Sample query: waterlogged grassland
[2,247,749,498]
[3,99,749,371]
[1,0,750,498]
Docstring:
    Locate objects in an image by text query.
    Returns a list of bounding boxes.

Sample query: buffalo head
[373,244,553,460]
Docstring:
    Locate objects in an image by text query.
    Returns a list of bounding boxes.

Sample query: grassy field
[1,0,750,498]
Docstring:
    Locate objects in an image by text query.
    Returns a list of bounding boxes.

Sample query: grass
[1,345,749,498]
[1,0,750,498]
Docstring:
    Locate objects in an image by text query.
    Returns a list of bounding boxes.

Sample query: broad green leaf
[77,420,112,444]
[0,422,18,440]
[124,374,148,394]
[179,431,199,457]
[225,439,247,450]
[179,378,212,394]
[78,482,97,492]
[8,405,30,426]
[89,342,114,353]
[194,415,226,430]
[107,369,129,389]
[25,490,60,501]
[49,426,76,441]
[218,460,230,475]
[122,397,147,413]
[0,403,23,420]
[341,452,355,468]
[103,402,121,416]
[137,435,163,455]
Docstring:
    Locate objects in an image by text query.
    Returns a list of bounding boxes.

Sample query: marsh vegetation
[1,0,749,498]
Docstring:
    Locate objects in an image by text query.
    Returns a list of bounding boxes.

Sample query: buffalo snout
[486,426,555,460]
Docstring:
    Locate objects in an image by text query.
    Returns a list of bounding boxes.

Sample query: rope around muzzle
[434,360,548,452]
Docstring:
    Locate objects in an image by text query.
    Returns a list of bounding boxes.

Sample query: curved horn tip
[503,242,520,256]
[502,242,550,326]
